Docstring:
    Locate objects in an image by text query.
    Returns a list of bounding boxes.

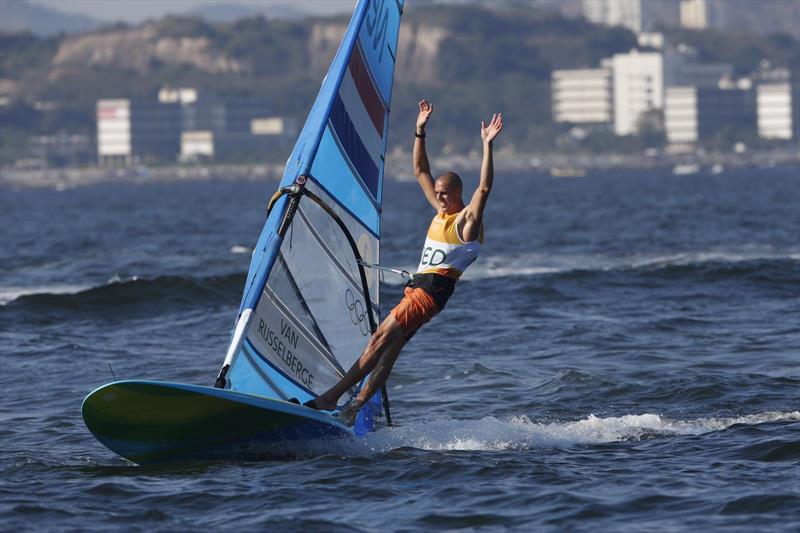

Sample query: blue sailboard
[83,0,405,464]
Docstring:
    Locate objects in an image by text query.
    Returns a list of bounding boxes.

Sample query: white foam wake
[461,247,799,282]
[348,411,800,454]
[230,245,252,254]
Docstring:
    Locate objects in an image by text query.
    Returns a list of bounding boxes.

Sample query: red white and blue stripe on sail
[329,41,386,199]
[287,0,401,233]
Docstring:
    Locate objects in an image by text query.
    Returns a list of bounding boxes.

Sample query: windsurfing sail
[214,0,404,427]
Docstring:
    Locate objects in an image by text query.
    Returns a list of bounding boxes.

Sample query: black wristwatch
[415,131,426,138]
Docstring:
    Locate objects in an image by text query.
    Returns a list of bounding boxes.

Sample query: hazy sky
[31,0,355,22]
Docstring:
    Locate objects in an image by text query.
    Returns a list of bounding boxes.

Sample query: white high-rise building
[611,51,663,135]
[757,83,795,140]
[664,87,698,143]
[96,98,182,166]
[680,0,708,29]
[96,99,132,165]
[180,131,214,162]
[582,0,642,33]
[680,0,722,30]
[551,68,613,124]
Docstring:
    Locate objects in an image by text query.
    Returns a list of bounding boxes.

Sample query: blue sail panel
[311,127,380,235]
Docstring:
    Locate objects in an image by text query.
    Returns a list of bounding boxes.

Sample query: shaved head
[433,171,464,214]
[435,171,462,192]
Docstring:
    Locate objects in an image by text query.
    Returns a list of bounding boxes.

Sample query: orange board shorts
[390,287,440,339]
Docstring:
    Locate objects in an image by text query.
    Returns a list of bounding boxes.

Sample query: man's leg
[312,314,406,410]
[337,331,406,425]
[354,333,405,404]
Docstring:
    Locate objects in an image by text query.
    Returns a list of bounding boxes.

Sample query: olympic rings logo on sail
[345,288,370,336]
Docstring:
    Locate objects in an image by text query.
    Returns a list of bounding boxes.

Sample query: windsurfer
[307,100,503,425]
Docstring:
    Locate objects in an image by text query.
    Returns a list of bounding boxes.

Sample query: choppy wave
[352,411,800,454]
[379,249,799,286]
[464,248,800,282]
[1,273,245,310]
[2,249,797,308]
[0,283,95,305]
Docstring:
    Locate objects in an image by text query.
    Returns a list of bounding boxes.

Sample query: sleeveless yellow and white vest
[416,210,483,279]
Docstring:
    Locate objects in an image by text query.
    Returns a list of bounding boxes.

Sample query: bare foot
[305,396,337,411]
[337,399,364,426]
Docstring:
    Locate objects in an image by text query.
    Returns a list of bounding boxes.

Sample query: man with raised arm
[306,100,503,425]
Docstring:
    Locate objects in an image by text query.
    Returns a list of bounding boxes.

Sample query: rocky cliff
[51,23,248,80]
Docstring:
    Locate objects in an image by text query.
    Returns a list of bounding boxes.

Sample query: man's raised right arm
[414,99,438,210]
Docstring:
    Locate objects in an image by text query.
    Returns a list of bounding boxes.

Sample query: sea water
[1,167,798,531]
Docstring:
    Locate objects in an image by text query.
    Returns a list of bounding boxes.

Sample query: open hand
[417,99,433,133]
[480,113,503,144]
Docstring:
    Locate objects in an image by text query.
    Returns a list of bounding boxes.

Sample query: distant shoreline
[1,148,797,189]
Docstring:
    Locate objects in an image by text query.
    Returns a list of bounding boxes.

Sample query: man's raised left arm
[462,113,503,241]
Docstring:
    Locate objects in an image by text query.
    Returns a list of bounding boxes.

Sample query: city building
[96,99,181,166]
[551,47,733,137]
[158,87,199,106]
[665,86,756,144]
[251,117,286,136]
[664,48,732,87]
[180,131,214,162]
[611,50,663,135]
[582,0,642,33]
[638,32,665,50]
[98,88,291,165]
[664,87,697,143]
[581,0,669,33]
[97,99,131,165]
[130,100,182,163]
[680,0,723,30]
[757,82,797,140]
[551,68,613,125]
